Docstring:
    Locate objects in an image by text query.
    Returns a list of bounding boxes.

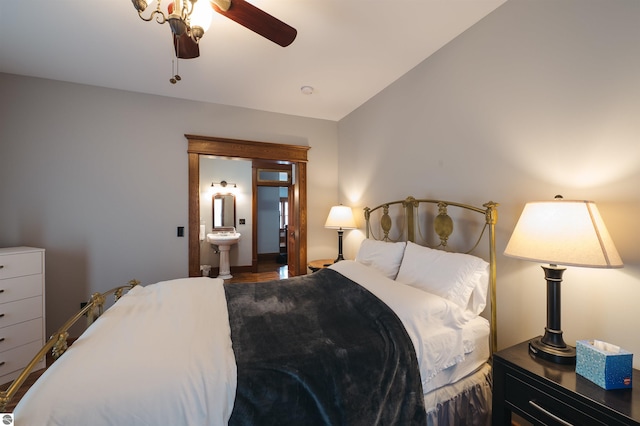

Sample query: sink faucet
[212,226,236,234]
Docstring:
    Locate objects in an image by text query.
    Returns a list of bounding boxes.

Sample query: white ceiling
[0,0,505,121]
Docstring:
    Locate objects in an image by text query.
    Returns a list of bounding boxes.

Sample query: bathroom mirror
[213,194,236,228]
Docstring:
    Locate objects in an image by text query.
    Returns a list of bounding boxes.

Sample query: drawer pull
[0,362,4,367]
[0,265,3,269]
[0,314,4,318]
[0,289,4,293]
[529,400,574,426]
[0,338,4,343]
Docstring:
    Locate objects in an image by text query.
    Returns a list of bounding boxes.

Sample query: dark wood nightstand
[308,258,335,272]
[493,340,640,425]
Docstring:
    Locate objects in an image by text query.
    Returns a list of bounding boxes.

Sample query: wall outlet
[239,219,246,225]
[177,226,184,237]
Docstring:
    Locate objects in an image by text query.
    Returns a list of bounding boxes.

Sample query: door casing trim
[186,135,309,277]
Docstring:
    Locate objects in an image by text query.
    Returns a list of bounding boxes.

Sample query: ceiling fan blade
[212,0,297,47]
[174,32,200,59]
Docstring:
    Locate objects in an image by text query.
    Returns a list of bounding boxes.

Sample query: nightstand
[308,258,335,272]
[493,340,640,425]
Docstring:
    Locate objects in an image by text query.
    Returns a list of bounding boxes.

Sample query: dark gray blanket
[224,268,426,425]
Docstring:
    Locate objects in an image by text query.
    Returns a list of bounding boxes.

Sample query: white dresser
[0,247,46,385]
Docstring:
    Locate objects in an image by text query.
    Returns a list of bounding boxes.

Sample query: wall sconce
[211,180,237,188]
[210,181,237,192]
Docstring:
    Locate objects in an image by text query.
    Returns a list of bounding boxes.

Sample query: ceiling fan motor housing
[168,14,189,35]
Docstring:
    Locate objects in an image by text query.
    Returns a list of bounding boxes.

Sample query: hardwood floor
[227,261,289,283]
[0,354,50,412]
[0,259,289,412]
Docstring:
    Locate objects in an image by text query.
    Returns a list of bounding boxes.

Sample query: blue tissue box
[576,340,633,390]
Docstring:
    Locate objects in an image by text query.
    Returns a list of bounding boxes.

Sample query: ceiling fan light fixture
[134,0,209,38]
[190,26,205,42]
[191,0,214,34]
[131,0,149,13]
[211,0,231,12]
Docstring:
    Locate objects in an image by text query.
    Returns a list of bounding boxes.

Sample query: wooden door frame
[187,135,309,277]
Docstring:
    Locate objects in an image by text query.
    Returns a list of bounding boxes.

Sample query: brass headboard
[364,196,499,355]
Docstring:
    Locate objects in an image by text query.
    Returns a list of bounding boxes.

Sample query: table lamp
[504,195,623,364]
[324,205,356,263]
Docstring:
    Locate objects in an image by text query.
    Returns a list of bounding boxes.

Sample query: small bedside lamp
[324,205,356,263]
[504,196,623,364]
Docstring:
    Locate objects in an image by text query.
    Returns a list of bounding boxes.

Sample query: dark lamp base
[529,336,576,364]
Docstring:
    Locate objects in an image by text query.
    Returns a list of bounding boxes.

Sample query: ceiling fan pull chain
[170,58,177,84]
[170,36,181,84]
[170,36,177,84]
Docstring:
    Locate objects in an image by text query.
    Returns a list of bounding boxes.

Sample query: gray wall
[338,0,640,361]
[0,74,339,335]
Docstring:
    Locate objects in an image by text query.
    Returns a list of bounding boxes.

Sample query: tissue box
[576,340,633,390]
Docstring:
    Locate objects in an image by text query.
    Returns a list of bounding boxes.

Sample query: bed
[5,196,498,425]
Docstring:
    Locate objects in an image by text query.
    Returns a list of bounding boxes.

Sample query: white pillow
[355,239,406,280]
[395,241,489,315]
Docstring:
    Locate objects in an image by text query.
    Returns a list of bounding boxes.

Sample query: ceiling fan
[211,0,297,47]
[132,0,297,60]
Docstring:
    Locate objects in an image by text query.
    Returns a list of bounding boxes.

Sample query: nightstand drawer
[505,372,611,425]
[0,251,42,280]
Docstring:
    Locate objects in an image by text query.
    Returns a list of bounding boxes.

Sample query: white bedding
[329,260,487,390]
[15,278,237,426]
[422,316,490,394]
[14,265,489,424]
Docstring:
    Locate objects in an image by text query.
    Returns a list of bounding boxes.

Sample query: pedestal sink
[206,232,241,279]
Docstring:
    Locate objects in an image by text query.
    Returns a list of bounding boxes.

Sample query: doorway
[255,162,292,274]
[187,135,310,277]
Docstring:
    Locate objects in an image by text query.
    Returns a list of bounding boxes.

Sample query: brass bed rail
[364,196,499,355]
[0,279,140,411]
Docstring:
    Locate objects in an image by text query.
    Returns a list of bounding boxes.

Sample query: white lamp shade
[504,199,623,268]
[324,205,357,229]
[190,0,213,32]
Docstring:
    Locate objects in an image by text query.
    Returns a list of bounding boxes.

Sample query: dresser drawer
[0,274,43,304]
[0,340,45,386]
[0,251,42,280]
[0,318,43,353]
[505,372,614,425]
[0,297,43,328]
